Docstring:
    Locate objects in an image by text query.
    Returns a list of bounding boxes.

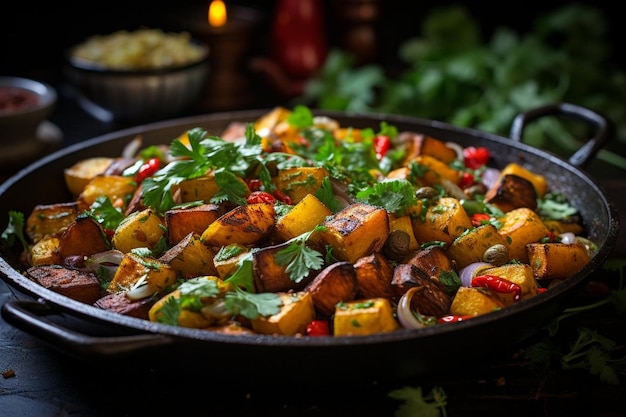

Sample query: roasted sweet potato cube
[201,203,276,247]
[317,202,389,263]
[498,208,550,263]
[333,298,399,336]
[410,197,472,245]
[273,194,332,242]
[527,242,591,279]
[112,208,166,253]
[498,163,547,197]
[250,291,316,336]
[26,202,81,244]
[273,166,330,204]
[57,215,109,260]
[399,132,458,164]
[409,155,460,187]
[305,261,358,317]
[94,292,157,319]
[27,265,103,304]
[165,203,222,245]
[159,232,218,278]
[353,252,395,299]
[403,245,455,283]
[252,241,314,293]
[108,253,177,294]
[485,174,538,212]
[449,287,506,317]
[446,223,510,269]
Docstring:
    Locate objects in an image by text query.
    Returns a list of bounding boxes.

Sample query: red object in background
[271,0,328,80]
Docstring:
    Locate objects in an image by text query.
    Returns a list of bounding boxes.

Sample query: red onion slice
[459,262,493,287]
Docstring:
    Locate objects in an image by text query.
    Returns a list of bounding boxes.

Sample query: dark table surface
[1,71,626,417]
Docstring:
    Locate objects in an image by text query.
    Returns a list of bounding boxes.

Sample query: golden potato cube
[410,155,460,186]
[449,287,506,317]
[201,203,276,247]
[389,215,420,251]
[30,236,61,266]
[112,208,166,253]
[26,202,81,244]
[410,197,472,245]
[333,298,399,336]
[273,194,332,242]
[499,163,547,197]
[250,291,315,336]
[149,276,232,328]
[108,253,177,293]
[446,223,510,269]
[318,203,389,263]
[64,157,115,198]
[78,175,137,207]
[498,208,550,263]
[175,175,217,203]
[479,263,539,304]
[527,242,591,280]
[212,244,250,280]
[273,166,330,204]
[159,233,218,278]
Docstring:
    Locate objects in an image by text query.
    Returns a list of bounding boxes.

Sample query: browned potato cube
[527,242,591,279]
[449,287,506,317]
[26,202,81,244]
[273,194,332,242]
[317,202,389,263]
[305,261,358,317]
[201,203,276,247]
[159,232,218,278]
[446,223,510,269]
[498,208,550,263]
[485,174,538,212]
[273,166,330,204]
[57,215,109,261]
[108,253,177,294]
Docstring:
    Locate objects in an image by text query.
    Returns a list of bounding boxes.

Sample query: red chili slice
[246,191,276,204]
[306,319,330,336]
[471,274,521,301]
[463,146,490,169]
[135,157,161,183]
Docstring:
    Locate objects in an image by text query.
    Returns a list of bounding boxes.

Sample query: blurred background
[2,0,625,173]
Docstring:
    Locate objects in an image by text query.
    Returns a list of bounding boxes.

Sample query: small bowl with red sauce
[0,76,57,143]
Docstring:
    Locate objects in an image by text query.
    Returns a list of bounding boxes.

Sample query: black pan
[0,104,619,384]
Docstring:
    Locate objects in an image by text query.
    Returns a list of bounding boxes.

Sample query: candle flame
[208,0,227,27]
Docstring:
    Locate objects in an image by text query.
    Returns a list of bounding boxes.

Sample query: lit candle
[208,0,227,28]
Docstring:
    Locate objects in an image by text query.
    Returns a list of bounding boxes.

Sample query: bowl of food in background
[64,28,210,124]
[0,76,59,171]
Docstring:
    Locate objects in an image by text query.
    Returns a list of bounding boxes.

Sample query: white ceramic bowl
[0,76,57,143]
[64,38,209,123]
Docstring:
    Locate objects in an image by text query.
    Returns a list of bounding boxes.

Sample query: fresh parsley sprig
[0,211,27,251]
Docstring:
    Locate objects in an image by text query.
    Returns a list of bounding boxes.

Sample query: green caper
[483,244,509,266]
[384,229,412,261]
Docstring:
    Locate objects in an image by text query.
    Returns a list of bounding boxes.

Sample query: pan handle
[509,102,612,168]
[1,299,176,358]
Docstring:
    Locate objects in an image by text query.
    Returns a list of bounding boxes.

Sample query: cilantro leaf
[356,178,417,216]
[274,226,326,283]
[1,211,27,250]
[388,386,447,417]
[223,288,282,319]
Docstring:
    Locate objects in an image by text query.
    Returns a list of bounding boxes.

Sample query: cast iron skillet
[0,104,619,384]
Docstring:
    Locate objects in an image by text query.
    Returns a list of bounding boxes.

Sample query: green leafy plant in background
[299,3,626,170]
